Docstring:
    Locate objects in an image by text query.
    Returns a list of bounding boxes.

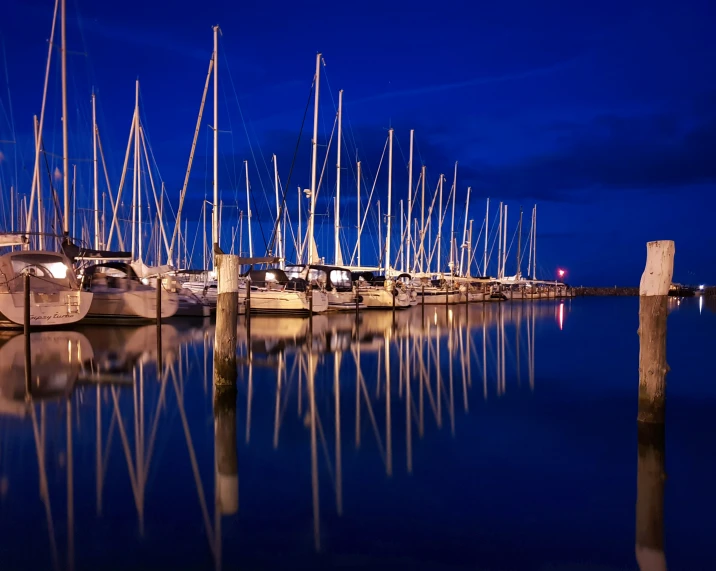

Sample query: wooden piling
[214,384,238,515]
[214,255,240,386]
[24,273,31,397]
[635,240,672,570]
[637,240,674,424]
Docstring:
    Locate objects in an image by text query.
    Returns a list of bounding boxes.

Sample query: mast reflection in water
[1,298,715,570]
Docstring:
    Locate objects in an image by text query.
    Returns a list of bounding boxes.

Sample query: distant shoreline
[573,286,715,297]
[573,287,639,296]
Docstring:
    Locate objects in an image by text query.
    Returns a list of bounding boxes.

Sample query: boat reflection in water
[0,302,569,570]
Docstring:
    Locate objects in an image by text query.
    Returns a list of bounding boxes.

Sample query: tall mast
[377,200,381,269]
[273,154,283,267]
[61,0,69,236]
[437,174,443,275]
[334,89,343,266]
[483,198,489,276]
[245,160,252,257]
[468,220,474,277]
[308,52,321,265]
[497,202,503,279]
[449,162,457,274]
[406,129,414,272]
[385,128,393,274]
[131,81,138,259]
[25,0,58,242]
[517,206,523,278]
[533,204,537,279]
[459,186,471,276]
[400,199,404,272]
[356,160,361,267]
[297,186,302,262]
[136,85,143,261]
[92,92,99,249]
[420,165,426,272]
[502,204,508,278]
[212,25,219,267]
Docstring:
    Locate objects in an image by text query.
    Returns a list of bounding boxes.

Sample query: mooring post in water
[156,275,162,323]
[24,273,31,397]
[638,240,674,424]
[635,240,673,571]
[214,383,238,515]
[214,255,239,386]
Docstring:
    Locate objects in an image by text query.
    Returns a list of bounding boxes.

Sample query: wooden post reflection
[215,384,238,516]
[308,350,321,552]
[334,352,343,515]
[635,423,666,571]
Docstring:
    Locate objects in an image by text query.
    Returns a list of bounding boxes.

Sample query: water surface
[0,297,713,570]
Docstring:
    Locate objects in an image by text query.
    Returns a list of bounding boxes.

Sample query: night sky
[1,0,715,285]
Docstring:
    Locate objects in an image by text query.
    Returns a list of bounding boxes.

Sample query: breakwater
[574,287,639,296]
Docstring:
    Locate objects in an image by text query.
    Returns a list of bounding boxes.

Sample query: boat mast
[308,53,321,265]
[136,81,143,261]
[449,162,457,275]
[497,202,503,279]
[468,220,474,277]
[437,173,443,275]
[92,92,99,249]
[502,204,508,279]
[517,206,523,278]
[406,129,414,273]
[334,89,343,266]
[297,185,302,262]
[61,0,69,237]
[399,199,404,272]
[131,80,138,259]
[377,200,381,269]
[244,160,252,257]
[420,165,426,272]
[385,128,393,275]
[532,204,537,280]
[212,25,219,269]
[273,154,283,268]
[356,160,361,267]
[26,0,58,244]
[459,186,471,276]
[483,198,489,276]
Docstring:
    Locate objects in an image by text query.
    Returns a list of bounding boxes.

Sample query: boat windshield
[329,269,352,291]
[307,268,327,286]
[284,265,306,280]
[11,255,71,281]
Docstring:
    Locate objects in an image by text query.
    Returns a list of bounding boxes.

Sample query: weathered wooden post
[24,273,31,396]
[214,383,238,515]
[635,240,673,571]
[637,240,674,424]
[214,254,239,387]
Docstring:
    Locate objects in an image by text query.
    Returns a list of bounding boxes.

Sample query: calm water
[1,297,714,570]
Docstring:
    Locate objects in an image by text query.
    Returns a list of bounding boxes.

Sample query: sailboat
[0,0,93,327]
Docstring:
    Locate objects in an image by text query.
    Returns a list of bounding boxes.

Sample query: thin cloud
[353,56,582,105]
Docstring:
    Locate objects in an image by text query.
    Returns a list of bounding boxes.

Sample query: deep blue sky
[1,0,715,285]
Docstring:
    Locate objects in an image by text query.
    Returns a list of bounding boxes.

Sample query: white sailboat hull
[0,290,93,327]
[239,288,328,315]
[87,287,178,320]
[359,287,411,309]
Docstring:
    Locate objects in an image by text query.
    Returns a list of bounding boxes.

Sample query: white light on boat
[699,284,705,290]
[266,272,276,282]
[141,278,149,285]
[48,262,68,279]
